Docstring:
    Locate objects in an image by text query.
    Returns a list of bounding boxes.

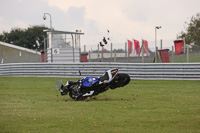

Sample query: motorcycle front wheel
[68,85,87,101]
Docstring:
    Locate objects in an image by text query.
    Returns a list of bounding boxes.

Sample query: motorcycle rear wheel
[110,73,130,89]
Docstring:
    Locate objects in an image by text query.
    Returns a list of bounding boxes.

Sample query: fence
[81,40,200,63]
[0,62,200,80]
[1,40,200,64]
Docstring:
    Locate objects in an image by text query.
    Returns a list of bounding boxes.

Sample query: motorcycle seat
[99,72,109,82]
[99,68,118,83]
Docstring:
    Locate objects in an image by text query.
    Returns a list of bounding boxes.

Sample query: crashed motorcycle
[56,68,130,101]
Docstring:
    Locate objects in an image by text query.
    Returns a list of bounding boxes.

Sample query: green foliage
[0,25,48,50]
[0,77,200,132]
[178,12,200,46]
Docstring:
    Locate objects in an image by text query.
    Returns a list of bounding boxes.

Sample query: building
[44,30,84,62]
[0,41,41,63]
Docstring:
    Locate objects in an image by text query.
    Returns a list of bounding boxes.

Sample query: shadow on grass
[59,96,137,102]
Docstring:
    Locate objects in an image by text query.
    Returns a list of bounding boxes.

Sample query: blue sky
[0,0,200,46]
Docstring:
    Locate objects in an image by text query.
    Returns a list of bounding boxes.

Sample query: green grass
[0,77,200,133]
[172,54,200,63]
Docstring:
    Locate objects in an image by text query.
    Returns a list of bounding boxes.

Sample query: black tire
[68,84,87,101]
[68,84,79,100]
[69,91,76,100]
[69,91,87,101]
[110,73,130,89]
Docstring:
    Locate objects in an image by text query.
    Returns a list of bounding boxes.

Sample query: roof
[0,41,41,55]
[43,29,84,35]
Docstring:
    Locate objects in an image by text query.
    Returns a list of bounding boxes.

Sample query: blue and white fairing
[81,68,119,87]
[82,76,100,87]
[102,68,118,83]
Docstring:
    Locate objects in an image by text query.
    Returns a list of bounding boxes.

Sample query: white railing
[0,62,200,80]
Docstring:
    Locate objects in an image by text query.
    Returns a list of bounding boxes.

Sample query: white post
[187,45,189,63]
[111,43,113,59]
[172,46,174,63]
[128,48,130,63]
[1,58,3,64]
[160,39,162,49]
[114,49,116,62]
[183,37,186,54]
[125,42,127,58]
[155,28,157,63]
[142,44,144,63]
[101,48,103,62]
[84,45,86,52]
[98,44,100,62]
[51,48,53,62]
[89,50,91,62]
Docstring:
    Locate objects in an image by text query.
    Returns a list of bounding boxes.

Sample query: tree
[0,25,48,50]
[178,12,200,46]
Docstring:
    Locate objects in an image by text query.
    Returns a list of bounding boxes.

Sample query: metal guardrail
[0,62,200,80]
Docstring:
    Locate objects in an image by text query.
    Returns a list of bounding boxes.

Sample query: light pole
[155,26,161,63]
[43,13,52,30]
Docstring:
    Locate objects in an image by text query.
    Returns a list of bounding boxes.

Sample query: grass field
[172,54,200,63]
[0,77,200,133]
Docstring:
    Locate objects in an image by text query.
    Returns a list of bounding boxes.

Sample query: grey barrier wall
[0,62,200,80]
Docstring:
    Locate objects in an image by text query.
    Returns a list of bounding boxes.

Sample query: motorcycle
[56,68,130,101]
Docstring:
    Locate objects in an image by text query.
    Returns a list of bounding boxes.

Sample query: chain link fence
[1,39,200,63]
[81,39,200,63]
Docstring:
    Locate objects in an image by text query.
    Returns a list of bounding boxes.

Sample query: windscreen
[56,79,63,90]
